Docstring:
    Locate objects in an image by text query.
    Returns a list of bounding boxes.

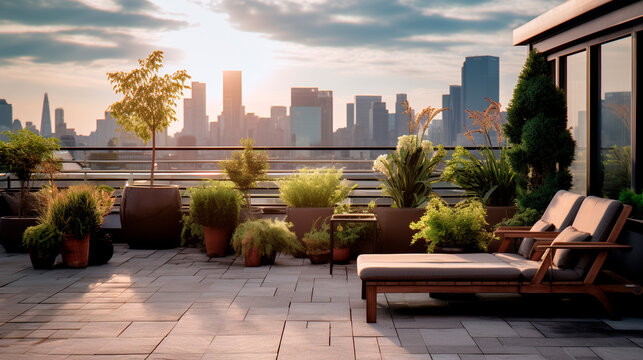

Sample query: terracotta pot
[244,246,262,267]
[485,205,517,253]
[120,185,182,249]
[333,247,351,263]
[261,251,277,266]
[29,249,57,270]
[0,216,38,253]
[203,226,231,257]
[62,233,90,268]
[373,207,426,253]
[286,207,334,258]
[307,250,330,264]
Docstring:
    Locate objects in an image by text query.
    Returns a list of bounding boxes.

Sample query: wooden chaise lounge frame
[362,204,641,323]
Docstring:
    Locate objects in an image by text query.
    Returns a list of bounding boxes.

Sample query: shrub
[219,138,269,208]
[48,187,103,238]
[231,219,303,256]
[22,222,62,255]
[180,214,204,248]
[496,208,542,228]
[619,189,643,220]
[278,168,355,208]
[302,218,330,254]
[410,197,494,253]
[189,181,243,228]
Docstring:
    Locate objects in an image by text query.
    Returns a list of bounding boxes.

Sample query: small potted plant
[189,181,243,257]
[278,168,355,255]
[410,196,495,253]
[0,129,59,252]
[231,219,303,267]
[333,223,364,263]
[219,138,269,219]
[22,222,62,269]
[49,187,103,268]
[302,218,330,264]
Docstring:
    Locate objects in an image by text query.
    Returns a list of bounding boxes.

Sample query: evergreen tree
[505,50,575,212]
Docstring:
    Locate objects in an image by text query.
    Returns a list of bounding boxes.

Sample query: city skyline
[0,0,565,137]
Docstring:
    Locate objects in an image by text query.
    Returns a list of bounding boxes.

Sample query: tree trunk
[19,179,27,218]
[151,128,156,187]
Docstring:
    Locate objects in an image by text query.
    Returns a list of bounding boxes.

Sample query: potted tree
[231,219,303,267]
[302,218,330,264]
[22,222,62,269]
[0,129,59,252]
[189,181,243,257]
[278,168,354,256]
[372,101,446,253]
[410,197,494,253]
[107,50,190,249]
[219,138,269,220]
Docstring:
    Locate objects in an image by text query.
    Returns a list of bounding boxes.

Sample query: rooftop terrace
[1,244,642,359]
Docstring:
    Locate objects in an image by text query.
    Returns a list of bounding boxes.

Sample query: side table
[329,213,378,275]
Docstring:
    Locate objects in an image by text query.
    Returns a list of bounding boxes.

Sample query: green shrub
[619,189,643,220]
[278,168,355,208]
[410,197,494,253]
[303,218,330,254]
[189,181,243,228]
[219,138,269,208]
[22,222,62,255]
[180,214,204,248]
[49,187,103,238]
[231,219,303,256]
[496,208,541,228]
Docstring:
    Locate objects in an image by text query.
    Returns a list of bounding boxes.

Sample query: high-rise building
[441,94,451,145]
[394,93,407,137]
[290,87,333,146]
[448,85,463,145]
[318,90,333,146]
[40,93,52,137]
[346,103,354,130]
[355,95,382,143]
[371,101,389,145]
[291,107,321,146]
[0,99,11,130]
[461,56,499,144]
[54,107,67,136]
[222,71,242,144]
[271,106,289,145]
[183,81,207,144]
[12,119,22,131]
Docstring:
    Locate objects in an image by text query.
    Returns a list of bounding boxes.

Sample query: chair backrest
[541,190,585,231]
[571,196,622,242]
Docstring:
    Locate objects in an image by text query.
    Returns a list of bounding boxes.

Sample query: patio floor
[1,245,642,359]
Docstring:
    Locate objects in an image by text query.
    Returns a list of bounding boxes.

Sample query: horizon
[0,0,565,137]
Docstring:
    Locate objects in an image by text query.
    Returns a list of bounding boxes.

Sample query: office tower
[54,107,68,136]
[0,99,11,130]
[461,56,499,144]
[346,103,354,130]
[183,81,207,144]
[318,90,333,146]
[291,107,321,146]
[441,94,451,145]
[355,95,382,143]
[371,101,389,145]
[394,93,407,137]
[448,85,463,145]
[40,93,52,137]
[25,121,39,134]
[290,87,333,146]
[12,119,22,131]
[222,71,242,144]
[95,111,118,146]
[271,106,289,145]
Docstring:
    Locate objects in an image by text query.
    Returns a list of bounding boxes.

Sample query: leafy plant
[180,214,204,248]
[219,138,270,208]
[0,129,60,216]
[410,197,494,253]
[619,189,643,220]
[603,146,631,199]
[302,218,330,254]
[373,100,446,208]
[334,222,366,249]
[48,187,103,238]
[496,208,542,228]
[231,219,303,256]
[22,222,62,255]
[505,50,574,212]
[279,168,355,208]
[107,50,190,187]
[189,181,243,228]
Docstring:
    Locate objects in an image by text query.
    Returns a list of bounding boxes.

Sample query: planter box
[373,207,426,253]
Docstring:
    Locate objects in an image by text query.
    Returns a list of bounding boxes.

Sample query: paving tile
[208,334,281,353]
[153,334,213,353]
[591,347,643,360]
[462,320,519,338]
[119,321,175,338]
[420,328,480,354]
[288,302,351,321]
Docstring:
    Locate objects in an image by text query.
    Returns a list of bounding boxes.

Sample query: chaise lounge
[357,196,641,323]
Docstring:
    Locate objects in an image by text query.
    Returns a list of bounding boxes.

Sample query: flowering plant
[373,101,446,208]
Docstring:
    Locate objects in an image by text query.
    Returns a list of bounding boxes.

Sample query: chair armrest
[497,231,560,239]
[495,226,531,231]
[535,242,632,251]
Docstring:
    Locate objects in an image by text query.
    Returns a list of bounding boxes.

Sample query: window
[566,51,587,194]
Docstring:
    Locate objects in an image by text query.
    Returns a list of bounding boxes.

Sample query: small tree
[219,138,270,208]
[107,50,190,187]
[504,50,575,212]
[0,129,60,217]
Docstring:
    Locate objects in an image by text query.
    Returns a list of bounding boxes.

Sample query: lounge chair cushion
[571,196,621,242]
[541,190,585,230]
[518,219,555,258]
[494,254,582,281]
[551,226,590,269]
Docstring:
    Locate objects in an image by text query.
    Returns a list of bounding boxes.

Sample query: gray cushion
[551,226,590,269]
[494,254,582,281]
[541,190,585,230]
[518,219,555,258]
[571,196,622,242]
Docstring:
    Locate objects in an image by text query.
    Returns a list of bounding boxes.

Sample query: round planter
[261,251,277,266]
[120,185,182,249]
[333,247,351,263]
[62,233,90,268]
[307,250,330,264]
[485,205,518,253]
[373,207,426,253]
[0,216,38,253]
[88,233,113,266]
[203,225,231,257]
[286,207,334,258]
[245,247,262,267]
[29,249,57,270]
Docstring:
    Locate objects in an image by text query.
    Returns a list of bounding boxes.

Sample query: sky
[0,0,565,137]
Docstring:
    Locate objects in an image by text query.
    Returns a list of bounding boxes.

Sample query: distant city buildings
[0,99,11,131]
[40,93,52,138]
[290,87,333,146]
[222,71,243,145]
[182,81,207,144]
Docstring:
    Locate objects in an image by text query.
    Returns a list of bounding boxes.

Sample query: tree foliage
[504,50,575,212]
[219,138,270,208]
[107,50,190,186]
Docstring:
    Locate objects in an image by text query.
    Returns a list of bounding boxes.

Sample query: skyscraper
[355,95,382,143]
[318,90,333,146]
[0,99,11,130]
[394,93,407,137]
[55,107,66,135]
[441,94,451,145]
[290,87,333,146]
[371,101,389,145]
[461,56,499,144]
[40,93,52,137]
[183,81,207,144]
[222,71,242,144]
[346,103,354,130]
[271,106,289,145]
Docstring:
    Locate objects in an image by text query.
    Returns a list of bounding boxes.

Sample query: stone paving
[0,245,642,359]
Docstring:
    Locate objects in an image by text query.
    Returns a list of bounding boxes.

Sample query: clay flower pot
[244,247,262,267]
[29,250,57,270]
[332,247,350,264]
[203,226,231,257]
[307,250,330,264]
[62,233,90,268]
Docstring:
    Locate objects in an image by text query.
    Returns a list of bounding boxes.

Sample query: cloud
[0,0,188,64]
[213,0,551,51]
